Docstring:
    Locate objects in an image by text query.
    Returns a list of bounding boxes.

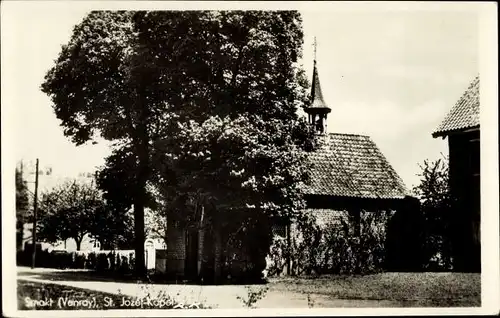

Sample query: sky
[2,2,482,193]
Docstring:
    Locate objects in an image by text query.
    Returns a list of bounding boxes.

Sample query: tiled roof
[433,76,480,137]
[302,133,408,199]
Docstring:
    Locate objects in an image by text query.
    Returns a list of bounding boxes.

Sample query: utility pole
[31,158,39,269]
[18,160,24,252]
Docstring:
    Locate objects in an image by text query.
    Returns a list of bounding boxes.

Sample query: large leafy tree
[42,11,163,276]
[142,11,316,278]
[38,180,100,250]
[42,10,315,278]
[38,179,132,250]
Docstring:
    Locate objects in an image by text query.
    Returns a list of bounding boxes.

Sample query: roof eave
[432,125,480,139]
[303,192,407,200]
[305,106,331,114]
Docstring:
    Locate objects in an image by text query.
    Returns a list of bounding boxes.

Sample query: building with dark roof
[267,48,420,276]
[303,46,408,198]
[432,76,480,272]
[302,52,410,207]
[165,45,417,281]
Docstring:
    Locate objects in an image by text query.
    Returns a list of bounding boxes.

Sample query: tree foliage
[41,10,163,275]
[41,10,315,278]
[144,11,316,278]
[37,180,130,250]
[412,156,453,270]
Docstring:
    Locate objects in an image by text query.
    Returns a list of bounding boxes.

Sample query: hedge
[17,249,136,274]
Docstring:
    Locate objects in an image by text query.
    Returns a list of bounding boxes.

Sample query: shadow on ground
[17,268,267,286]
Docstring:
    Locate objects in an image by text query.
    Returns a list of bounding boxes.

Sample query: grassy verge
[269,272,480,307]
[17,280,208,310]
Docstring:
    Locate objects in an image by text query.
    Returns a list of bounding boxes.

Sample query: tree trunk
[133,124,149,280]
[16,220,23,251]
[76,237,82,251]
[133,182,147,279]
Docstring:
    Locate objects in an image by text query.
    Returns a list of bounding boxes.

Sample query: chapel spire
[305,37,331,134]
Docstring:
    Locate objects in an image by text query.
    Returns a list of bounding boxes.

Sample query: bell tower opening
[305,37,331,134]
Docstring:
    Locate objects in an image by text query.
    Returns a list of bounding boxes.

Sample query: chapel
[270,44,418,275]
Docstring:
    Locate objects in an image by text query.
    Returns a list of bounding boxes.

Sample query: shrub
[236,285,270,308]
[134,284,210,309]
[108,252,115,271]
[87,252,96,269]
[265,236,289,277]
[54,251,72,269]
[95,253,107,272]
[221,216,272,283]
[128,252,135,272]
[74,253,86,269]
[412,157,454,271]
[292,214,325,275]
[116,252,122,271]
[119,255,127,273]
[267,210,391,276]
[18,248,137,276]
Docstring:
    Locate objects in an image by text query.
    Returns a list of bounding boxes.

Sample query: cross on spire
[305,35,331,134]
[313,36,317,64]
